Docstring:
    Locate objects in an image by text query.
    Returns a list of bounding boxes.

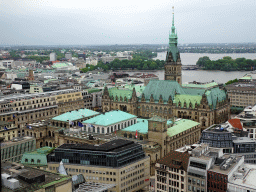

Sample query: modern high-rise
[65,52,72,60]
[50,52,57,61]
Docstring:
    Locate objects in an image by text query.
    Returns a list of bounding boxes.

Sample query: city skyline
[0,0,255,45]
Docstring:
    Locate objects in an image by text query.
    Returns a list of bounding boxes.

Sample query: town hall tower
[164,7,182,85]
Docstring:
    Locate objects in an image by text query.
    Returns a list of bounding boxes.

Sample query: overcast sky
[0,0,255,45]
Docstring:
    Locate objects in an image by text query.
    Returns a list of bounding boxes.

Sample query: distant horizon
[0,42,256,48]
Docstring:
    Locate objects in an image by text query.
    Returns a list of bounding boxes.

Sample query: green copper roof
[167,119,200,137]
[21,147,53,166]
[142,80,185,102]
[121,118,149,134]
[168,9,179,62]
[182,82,218,89]
[108,87,133,101]
[52,62,72,68]
[240,76,252,80]
[52,108,99,122]
[124,84,145,96]
[121,118,173,134]
[88,88,101,94]
[205,87,226,109]
[174,94,202,109]
[83,110,136,126]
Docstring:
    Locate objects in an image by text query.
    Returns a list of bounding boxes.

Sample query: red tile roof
[228,119,243,130]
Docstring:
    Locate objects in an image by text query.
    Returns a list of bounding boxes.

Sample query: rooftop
[167,119,200,137]
[83,110,136,126]
[157,150,190,171]
[21,147,54,166]
[1,162,72,192]
[229,164,256,189]
[57,139,136,152]
[75,182,115,192]
[209,154,243,175]
[182,81,218,89]
[232,137,256,144]
[52,108,99,122]
[121,118,148,134]
[1,137,35,148]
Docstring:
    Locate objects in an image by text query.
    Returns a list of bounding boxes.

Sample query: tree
[196,56,211,67]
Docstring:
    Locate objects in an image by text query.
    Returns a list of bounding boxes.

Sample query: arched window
[52,132,55,137]
[93,127,95,132]
[128,121,130,126]
[107,127,109,133]
[129,134,132,138]
[37,159,41,164]
[45,141,48,146]
[111,126,113,132]
[102,128,105,134]
[40,142,43,148]
[48,131,51,137]
[124,133,127,138]
[40,132,42,137]
[134,119,136,124]
[125,122,127,127]
[49,142,52,147]
[121,124,123,129]
[31,159,34,163]
[131,120,133,125]
[97,127,100,133]
[114,125,116,130]
[118,124,120,130]
[25,158,28,163]
[140,135,143,140]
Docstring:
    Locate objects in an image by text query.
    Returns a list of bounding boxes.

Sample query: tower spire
[172,6,174,27]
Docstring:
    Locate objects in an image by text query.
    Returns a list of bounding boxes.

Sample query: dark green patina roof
[141,80,185,101]
[108,87,133,101]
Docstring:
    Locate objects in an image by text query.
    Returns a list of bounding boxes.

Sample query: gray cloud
[0,0,255,45]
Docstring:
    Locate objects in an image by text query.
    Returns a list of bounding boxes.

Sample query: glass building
[47,139,145,167]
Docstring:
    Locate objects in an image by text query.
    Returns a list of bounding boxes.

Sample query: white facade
[0,60,14,69]
[65,52,72,60]
[50,52,57,61]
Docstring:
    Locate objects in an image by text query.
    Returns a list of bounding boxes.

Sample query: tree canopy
[196,56,256,71]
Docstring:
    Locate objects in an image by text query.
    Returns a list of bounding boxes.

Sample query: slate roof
[52,108,99,122]
[83,110,136,126]
[157,150,190,171]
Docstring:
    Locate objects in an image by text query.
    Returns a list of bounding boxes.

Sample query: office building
[50,52,57,61]
[1,136,36,163]
[47,139,150,192]
[155,150,189,192]
[65,52,72,60]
